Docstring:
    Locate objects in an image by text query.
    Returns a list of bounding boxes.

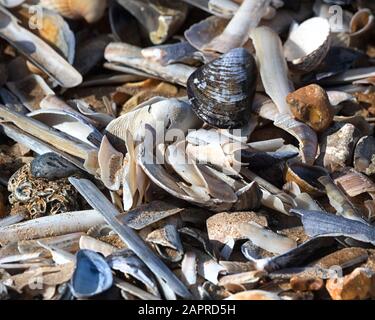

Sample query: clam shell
[284,17,331,72]
[349,9,375,49]
[187,47,257,129]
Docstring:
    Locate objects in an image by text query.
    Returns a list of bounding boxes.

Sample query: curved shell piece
[37,0,107,23]
[187,48,257,129]
[284,17,331,72]
[349,9,375,49]
[0,7,82,88]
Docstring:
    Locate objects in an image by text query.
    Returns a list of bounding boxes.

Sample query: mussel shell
[187,47,257,129]
[284,161,329,197]
[70,249,113,298]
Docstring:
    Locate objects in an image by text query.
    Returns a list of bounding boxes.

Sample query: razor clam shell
[193,249,226,285]
[79,235,118,257]
[255,237,337,272]
[105,43,196,86]
[69,177,192,298]
[0,210,105,245]
[179,227,216,259]
[0,213,25,228]
[120,201,184,230]
[0,87,29,114]
[0,0,25,7]
[0,106,99,174]
[250,26,294,115]
[181,0,237,18]
[203,0,271,53]
[6,74,54,111]
[0,123,87,172]
[0,6,82,88]
[292,209,375,246]
[313,247,368,270]
[141,42,198,66]
[27,109,103,147]
[107,250,160,297]
[274,113,318,165]
[319,67,375,86]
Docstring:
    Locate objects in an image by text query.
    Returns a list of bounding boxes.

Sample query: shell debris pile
[0,0,375,300]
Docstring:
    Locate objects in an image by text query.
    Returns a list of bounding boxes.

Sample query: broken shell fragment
[284,162,329,197]
[324,123,362,173]
[225,290,281,300]
[353,136,375,176]
[187,47,257,129]
[284,17,331,72]
[349,9,375,50]
[286,84,334,132]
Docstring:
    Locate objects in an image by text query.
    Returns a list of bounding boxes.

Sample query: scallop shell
[187,47,257,129]
[37,0,107,23]
[284,17,331,72]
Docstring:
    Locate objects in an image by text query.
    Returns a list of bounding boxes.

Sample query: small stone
[326,267,375,300]
[30,153,81,180]
[286,84,334,132]
[323,123,362,172]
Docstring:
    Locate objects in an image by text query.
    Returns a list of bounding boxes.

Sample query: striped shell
[187,47,257,129]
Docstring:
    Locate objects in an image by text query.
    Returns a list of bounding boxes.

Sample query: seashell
[286,84,334,132]
[289,275,324,292]
[202,0,271,53]
[318,175,365,223]
[105,98,202,153]
[27,108,103,147]
[98,136,123,191]
[36,0,107,23]
[349,9,375,50]
[184,15,228,53]
[284,161,329,197]
[120,201,184,230]
[30,152,81,180]
[107,250,160,297]
[69,177,192,298]
[187,47,257,129]
[117,0,188,45]
[79,235,118,258]
[292,209,375,245]
[0,210,104,245]
[71,249,113,298]
[208,0,239,18]
[0,0,25,7]
[250,26,294,115]
[181,251,197,286]
[284,17,331,73]
[105,43,196,86]
[0,7,82,88]
[225,290,281,300]
[353,136,375,176]
[324,123,362,173]
[335,169,375,198]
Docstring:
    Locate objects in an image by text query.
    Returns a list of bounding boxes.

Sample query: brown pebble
[326,267,375,300]
[290,275,324,292]
[286,84,334,132]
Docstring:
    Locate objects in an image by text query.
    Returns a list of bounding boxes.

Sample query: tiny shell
[353,136,375,176]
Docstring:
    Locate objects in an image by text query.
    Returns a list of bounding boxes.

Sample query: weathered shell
[349,9,375,50]
[37,0,107,23]
[187,48,257,129]
[70,249,113,298]
[353,136,375,176]
[284,161,329,197]
[284,17,331,72]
